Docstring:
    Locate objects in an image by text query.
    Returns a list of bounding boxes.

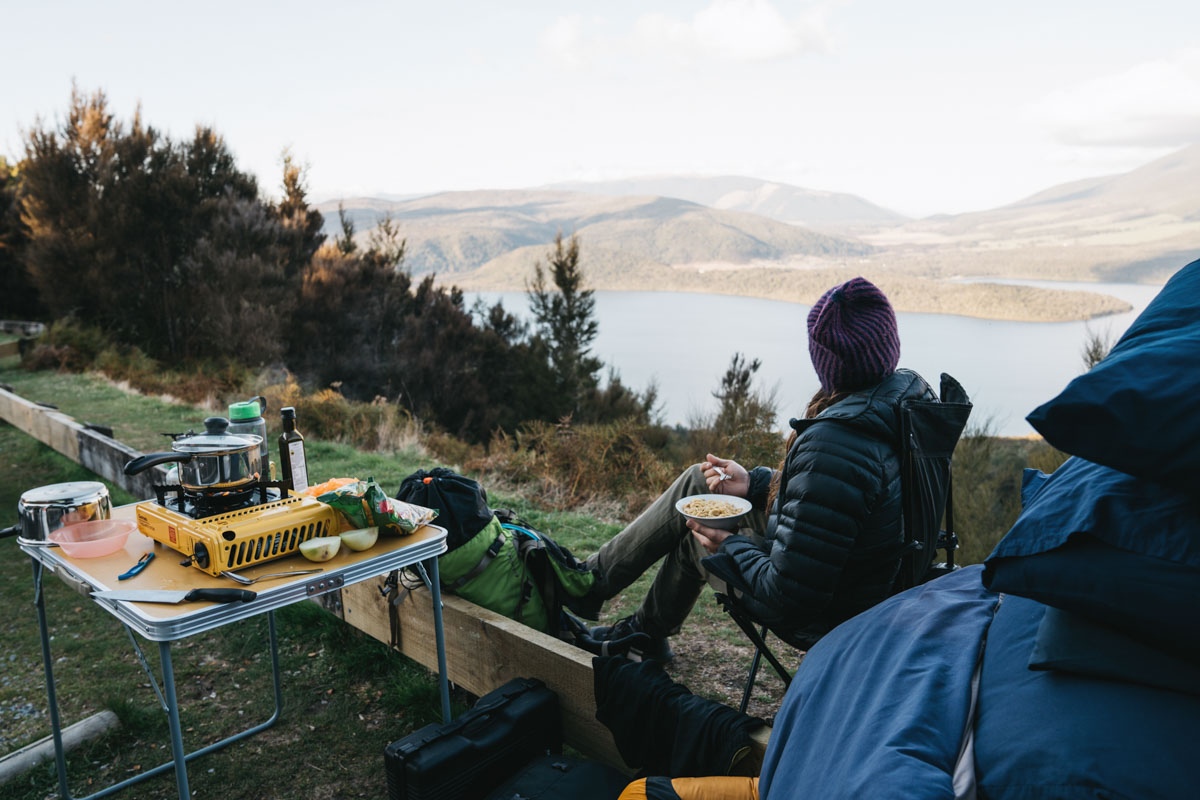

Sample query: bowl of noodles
[675,493,752,531]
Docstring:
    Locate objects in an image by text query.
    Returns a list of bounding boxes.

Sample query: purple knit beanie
[807,277,900,393]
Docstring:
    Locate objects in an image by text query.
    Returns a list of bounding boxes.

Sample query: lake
[467,280,1163,437]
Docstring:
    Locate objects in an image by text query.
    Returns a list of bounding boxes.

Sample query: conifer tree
[528,232,602,416]
[336,201,357,255]
[0,157,40,319]
[276,148,325,277]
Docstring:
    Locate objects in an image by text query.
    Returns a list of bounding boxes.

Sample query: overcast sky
[4,0,1199,216]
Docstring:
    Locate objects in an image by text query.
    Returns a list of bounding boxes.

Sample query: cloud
[541,1,830,69]
[1031,49,1200,147]
[633,0,830,63]
[540,15,588,70]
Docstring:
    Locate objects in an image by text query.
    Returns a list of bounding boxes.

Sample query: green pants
[586,464,766,638]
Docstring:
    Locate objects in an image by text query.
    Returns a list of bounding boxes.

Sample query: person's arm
[746,466,774,511]
[705,430,883,626]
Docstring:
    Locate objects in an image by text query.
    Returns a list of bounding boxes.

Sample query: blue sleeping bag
[759,567,1200,799]
[973,593,1200,799]
[759,566,999,799]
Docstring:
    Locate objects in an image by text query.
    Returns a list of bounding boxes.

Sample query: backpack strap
[445,529,507,591]
[503,521,566,638]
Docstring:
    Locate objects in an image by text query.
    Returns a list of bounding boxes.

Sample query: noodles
[683,498,741,518]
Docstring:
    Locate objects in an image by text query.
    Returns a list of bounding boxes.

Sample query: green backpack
[397,469,600,637]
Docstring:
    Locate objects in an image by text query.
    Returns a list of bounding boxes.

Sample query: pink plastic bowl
[48,519,136,558]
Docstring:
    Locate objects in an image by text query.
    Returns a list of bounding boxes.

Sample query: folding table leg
[422,557,452,723]
[32,560,72,800]
[30,576,283,800]
[157,641,191,800]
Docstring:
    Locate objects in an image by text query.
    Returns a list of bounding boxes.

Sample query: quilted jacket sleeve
[716,423,884,628]
[747,466,775,512]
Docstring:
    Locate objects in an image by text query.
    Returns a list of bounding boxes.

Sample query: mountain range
[542,175,906,229]
[316,143,1200,321]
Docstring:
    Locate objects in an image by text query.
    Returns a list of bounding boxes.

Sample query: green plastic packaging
[317,477,437,535]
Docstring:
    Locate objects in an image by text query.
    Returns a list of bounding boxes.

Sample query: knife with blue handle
[91,588,256,604]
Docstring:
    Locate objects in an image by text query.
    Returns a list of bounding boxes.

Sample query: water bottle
[227,396,269,463]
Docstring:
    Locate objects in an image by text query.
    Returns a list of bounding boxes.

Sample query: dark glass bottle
[278,406,309,493]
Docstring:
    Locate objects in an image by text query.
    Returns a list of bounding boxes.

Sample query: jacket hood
[789,369,933,442]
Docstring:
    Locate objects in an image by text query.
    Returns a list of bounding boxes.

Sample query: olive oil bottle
[278,406,309,493]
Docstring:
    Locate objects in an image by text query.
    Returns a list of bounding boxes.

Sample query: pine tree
[528,232,602,416]
[713,352,777,436]
[366,211,406,270]
[0,157,41,319]
[336,201,357,255]
[276,148,325,277]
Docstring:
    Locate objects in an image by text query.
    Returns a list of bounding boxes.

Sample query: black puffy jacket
[703,369,935,649]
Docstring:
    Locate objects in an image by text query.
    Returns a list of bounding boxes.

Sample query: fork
[220,568,324,585]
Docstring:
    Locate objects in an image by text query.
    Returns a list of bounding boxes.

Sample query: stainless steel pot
[123,417,263,492]
[0,481,112,546]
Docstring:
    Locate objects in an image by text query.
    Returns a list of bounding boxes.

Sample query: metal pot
[123,417,263,492]
[0,481,112,546]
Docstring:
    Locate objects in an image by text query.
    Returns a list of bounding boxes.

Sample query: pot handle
[0,525,57,546]
[124,451,193,476]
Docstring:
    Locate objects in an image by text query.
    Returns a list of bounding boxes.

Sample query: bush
[22,318,113,371]
[469,417,677,514]
[259,375,422,453]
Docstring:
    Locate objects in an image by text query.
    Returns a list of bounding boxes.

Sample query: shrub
[259,375,422,453]
[469,417,677,513]
[22,318,112,371]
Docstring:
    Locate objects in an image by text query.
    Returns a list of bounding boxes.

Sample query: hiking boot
[590,614,675,663]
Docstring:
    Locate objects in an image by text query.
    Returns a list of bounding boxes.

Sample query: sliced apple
[340,527,379,552]
[299,536,341,562]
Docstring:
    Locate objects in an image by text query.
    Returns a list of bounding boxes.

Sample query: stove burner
[151,479,287,519]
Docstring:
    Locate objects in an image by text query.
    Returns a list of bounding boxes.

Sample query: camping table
[22,503,451,800]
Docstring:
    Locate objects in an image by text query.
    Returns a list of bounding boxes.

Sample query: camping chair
[721,373,973,713]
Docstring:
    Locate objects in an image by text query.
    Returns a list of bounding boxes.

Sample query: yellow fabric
[618,778,653,800]
[618,776,760,800]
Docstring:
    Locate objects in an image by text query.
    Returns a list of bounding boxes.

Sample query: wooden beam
[338,579,770,774]
[0,386,164,496]
[341,578,630,768]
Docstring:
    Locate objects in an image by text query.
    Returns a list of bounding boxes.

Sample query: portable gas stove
[134,480,342,577]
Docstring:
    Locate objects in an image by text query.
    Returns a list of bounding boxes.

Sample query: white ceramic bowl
[675,493,752,531]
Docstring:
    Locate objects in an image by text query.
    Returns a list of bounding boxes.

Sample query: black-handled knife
[91,587,257,604]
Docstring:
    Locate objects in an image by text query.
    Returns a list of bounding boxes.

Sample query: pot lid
[19,481,108,507]
[173,417,262,453]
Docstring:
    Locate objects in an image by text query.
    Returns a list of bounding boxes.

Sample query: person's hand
[687,519,733,554]
[702,454,749,497]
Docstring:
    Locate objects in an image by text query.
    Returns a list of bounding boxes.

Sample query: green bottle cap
[228,400,262,420]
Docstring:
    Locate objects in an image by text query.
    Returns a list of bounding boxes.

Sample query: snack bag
[300,476,360,498]
[317,477,437,535]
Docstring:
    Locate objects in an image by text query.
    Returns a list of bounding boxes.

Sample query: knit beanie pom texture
[807,277,900,393]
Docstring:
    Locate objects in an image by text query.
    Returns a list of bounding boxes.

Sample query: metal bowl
[1,481,112,545]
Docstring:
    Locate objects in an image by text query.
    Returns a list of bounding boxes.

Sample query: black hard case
[384,677,561,800]
[482,754,631,800]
